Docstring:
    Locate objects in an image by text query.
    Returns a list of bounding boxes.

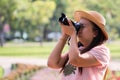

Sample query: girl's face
[77,18,97,47]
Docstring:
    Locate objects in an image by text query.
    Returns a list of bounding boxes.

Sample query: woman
[47,10,110,80]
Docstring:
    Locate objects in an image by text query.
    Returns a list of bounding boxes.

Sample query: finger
[59,23,65,28]
[68,19,73,26]
[59,22,63,26]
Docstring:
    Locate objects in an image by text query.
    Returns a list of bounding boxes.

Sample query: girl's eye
[80,25,85,29]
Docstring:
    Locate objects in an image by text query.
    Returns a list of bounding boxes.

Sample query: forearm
[47,35,68,68]
[68,33,80,64]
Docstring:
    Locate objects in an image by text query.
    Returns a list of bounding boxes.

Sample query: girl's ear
[93,30,98,37]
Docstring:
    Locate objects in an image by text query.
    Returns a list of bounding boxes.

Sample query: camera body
[59,13,82,34]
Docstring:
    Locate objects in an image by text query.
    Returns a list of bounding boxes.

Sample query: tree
[8,0,56,40]
[0,0,120,41]
[0,0,17,40]
[0,0,17,30]
[31,0,56,40]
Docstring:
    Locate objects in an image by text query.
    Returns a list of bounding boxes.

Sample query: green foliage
[65,0,86,19]
[0,0,17,26]
[13,0,56,38]
[0,0,56,40]
[0,0,120,40]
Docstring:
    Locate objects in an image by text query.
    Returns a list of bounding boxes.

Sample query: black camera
[59,13,82,34]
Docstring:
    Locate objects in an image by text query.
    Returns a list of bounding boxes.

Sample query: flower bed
[0,63,41,80]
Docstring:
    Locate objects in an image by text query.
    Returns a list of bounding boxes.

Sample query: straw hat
[74,10,108,40]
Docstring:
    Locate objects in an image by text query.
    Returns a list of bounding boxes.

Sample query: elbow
[47,60,60,69]
[47,60,54,68]
[47,60,51,67]
[47,63,53,68]
[47,61,55,68]
[47,56,56,68]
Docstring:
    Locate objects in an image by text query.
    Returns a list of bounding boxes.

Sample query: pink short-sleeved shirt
[61,44,110,80]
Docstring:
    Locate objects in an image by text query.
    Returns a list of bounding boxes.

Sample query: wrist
[60,35,69,41]
[71,32,76,37]
[70,33,77,44]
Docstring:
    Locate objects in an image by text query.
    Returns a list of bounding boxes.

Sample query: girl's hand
[60,19,76,36]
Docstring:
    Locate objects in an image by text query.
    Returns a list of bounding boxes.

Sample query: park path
[0,57,47,76]
[0,57,120,80]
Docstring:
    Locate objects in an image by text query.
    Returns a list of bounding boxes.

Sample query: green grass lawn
[106,41,120,59]
[0,42,55,58]
[0,42,68,58]
[0,41,120,59]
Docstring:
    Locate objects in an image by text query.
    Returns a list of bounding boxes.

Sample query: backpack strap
[103,67,109,80]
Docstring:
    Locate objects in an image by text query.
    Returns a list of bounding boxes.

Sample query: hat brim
[74,11,108,40]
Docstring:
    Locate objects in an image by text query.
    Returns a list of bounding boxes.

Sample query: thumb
[68,19,75,30]
[68,19,74,26]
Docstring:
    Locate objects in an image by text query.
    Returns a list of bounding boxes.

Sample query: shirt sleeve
[89,45,110,67]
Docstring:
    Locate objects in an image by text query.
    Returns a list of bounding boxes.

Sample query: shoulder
[91,44,110,54]
[89,44,110,66]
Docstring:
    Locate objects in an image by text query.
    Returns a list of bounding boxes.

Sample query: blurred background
[0,0,120,80]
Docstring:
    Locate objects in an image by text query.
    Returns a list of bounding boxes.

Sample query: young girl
[47,10,110,80]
